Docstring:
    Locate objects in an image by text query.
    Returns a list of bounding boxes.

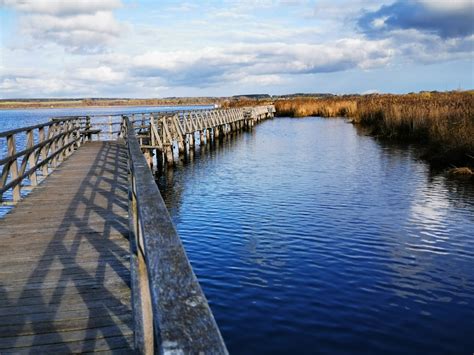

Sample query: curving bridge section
[0,105,274,353]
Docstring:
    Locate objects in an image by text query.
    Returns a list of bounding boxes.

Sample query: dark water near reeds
[158,117,474,355]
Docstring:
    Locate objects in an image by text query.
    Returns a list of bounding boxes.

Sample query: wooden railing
[121,116,228,354]
[0,117,86,204]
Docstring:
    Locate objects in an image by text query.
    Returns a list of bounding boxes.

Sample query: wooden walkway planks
[0,142,134,353]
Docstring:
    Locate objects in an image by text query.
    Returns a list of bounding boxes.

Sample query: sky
[0,0,473,98]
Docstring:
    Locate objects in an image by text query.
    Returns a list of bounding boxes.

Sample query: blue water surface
[158,117,474,355]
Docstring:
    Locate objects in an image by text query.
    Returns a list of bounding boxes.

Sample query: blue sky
[0,0,473,98]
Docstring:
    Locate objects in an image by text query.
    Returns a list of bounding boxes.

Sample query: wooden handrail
[0,117,82,138]
[0,117,86,203]
[0,128,79,166]
[122,116,228,354]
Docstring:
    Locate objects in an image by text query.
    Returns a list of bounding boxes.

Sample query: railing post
[109,115,113,140]
[26,129,38,186]
[7,134,21,202]
[86,116,92,141]
[49,123,59,168]
[38,127,49,177]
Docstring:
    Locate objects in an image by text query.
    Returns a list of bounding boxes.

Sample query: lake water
[1,109,473,354]
[158,117,474,355]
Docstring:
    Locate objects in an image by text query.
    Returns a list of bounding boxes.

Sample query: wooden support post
[144,149,153,170]
[85,116,92,141]
[165,146,174,166]
[172,116,185,154]
[189,132,195,148]
[156,150,163,173]
[109,115,113,140]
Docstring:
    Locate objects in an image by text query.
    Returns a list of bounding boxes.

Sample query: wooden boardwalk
[0,142,134,353]
[0,106,275,353]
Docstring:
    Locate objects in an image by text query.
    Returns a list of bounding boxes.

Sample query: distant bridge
[0,105,275,353]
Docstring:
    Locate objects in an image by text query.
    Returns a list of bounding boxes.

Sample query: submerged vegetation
[274,92,474,170]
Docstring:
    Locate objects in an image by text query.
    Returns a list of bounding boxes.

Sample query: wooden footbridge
[0,105,275,353]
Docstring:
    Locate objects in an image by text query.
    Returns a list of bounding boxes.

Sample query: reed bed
[275,98,357,118]
[273,92,474,168]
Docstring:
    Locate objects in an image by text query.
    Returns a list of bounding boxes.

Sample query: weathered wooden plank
[0,314,133,337]
[0,287,130,308]
[0,267,130,287]
[2,334,134,353]
[0,313,132,337]
[0,293,131,317]
[0,283,129,302]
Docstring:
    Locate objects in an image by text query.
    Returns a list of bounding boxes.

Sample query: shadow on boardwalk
[0,142,135,353]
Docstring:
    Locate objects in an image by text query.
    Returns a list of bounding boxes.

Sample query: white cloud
[1,0,121,15]
[76,66,125,82]
[3,0,123,53]
[21,11,121,53]
[418,0,473,13]
[371,16,388,29]
[392,30,474,64]
[130,39,393,86]
[237,74,286,86]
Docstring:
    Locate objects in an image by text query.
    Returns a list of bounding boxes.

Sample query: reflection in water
[158,117,473,355]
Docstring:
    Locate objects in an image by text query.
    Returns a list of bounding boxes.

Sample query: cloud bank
[0,0,472,97]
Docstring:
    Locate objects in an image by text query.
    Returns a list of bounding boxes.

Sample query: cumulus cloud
[358,0,474,38]
[76,66,125,82]
[1,0,121,15]
[131,39,393,87]
[2,0,122,53]
[0,65,127,97]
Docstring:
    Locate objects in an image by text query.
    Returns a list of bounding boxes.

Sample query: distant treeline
[0,97,218,109]
[0,93,338,109]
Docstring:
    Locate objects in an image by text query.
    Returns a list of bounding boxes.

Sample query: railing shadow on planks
[0,105,275,353]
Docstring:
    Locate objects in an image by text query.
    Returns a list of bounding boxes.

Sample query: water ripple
[159,117,474,355]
